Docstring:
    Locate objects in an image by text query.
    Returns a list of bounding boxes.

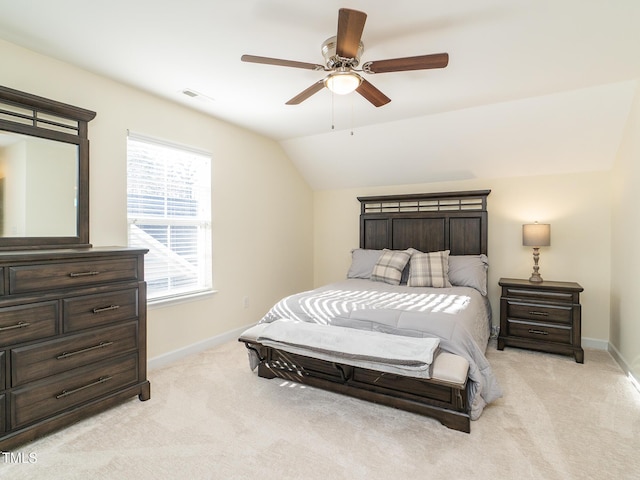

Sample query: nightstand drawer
[502,286,574,304]
[507,319,571,344]
[507,301,571,324]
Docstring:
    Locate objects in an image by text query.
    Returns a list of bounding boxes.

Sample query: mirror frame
[0,85,96,250]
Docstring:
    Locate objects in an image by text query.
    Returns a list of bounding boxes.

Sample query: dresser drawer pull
[528,329,549,335]
[57,341,114,360]
[92,305,120,314]
[69,271,101,278]
[56,376,112,399]
[528,311,549,316]
[0,321,30,331]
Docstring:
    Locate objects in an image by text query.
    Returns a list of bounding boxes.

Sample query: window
[127,132,212,302]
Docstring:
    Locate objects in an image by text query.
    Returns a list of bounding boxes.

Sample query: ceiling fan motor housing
[322,36,364,69]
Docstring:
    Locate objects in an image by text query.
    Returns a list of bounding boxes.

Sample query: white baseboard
[581,337,609,350]
[583,338,639,388]
[147,328,640,396]
[579,339,640,393]
[147,323,255,371]
[608,342,640,394]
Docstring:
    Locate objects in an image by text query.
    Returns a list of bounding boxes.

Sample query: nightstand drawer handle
[528,329,549,335]
[528,311,549,316]
[0,321,30,331]
[57,341,114,359]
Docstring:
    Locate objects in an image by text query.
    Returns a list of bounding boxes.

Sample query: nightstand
[497,278,584,363]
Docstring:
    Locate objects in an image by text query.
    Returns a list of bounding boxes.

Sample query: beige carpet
[2,340,639,480]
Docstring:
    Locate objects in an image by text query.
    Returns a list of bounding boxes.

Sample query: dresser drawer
[507,319,571,345]
[0,301,59,347]
[11,322,138,387]
[506,300,571,324]
[63,288,139,333]
[9,258,139,295]
[9,353,138,429]
[0,394,5,433]
[0,351,5,391]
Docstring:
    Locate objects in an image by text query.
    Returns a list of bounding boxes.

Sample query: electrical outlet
[242,296,250,309]
[490,325,500,338]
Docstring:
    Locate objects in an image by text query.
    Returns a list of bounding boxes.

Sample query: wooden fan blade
[356,79,391,107]
[241,54,324,71]
[336,8,367,58]
[285,80,326,105]
[364,53,449,74]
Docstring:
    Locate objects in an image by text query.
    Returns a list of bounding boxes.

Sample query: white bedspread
[257,319,440,378]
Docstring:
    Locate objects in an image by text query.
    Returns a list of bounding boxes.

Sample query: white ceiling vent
[181,89,215,103]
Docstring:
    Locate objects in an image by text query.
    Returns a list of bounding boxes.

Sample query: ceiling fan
[241,8,449,107]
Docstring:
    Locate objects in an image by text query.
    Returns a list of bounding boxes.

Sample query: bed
[239,190,501,433]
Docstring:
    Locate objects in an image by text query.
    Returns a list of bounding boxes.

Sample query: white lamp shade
[324,72,362,95]
[522,223,551,247]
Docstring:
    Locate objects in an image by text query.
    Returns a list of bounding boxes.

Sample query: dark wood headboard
[358,190,490,255]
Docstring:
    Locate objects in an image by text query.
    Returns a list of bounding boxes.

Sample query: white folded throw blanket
[257,320,440,378]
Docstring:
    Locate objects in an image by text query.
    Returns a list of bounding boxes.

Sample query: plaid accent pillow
[370,249,412,285]
[408,250,452,288]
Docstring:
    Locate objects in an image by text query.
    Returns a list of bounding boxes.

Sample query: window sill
[148,289,217,309]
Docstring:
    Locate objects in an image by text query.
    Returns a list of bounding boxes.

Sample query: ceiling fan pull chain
[331,91,335,130]
[350,95,355,136]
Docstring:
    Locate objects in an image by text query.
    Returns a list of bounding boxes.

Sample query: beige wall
[314,171,612,343]
[4,37,637,378]
[0,39,314,359]
[610,80,640,382]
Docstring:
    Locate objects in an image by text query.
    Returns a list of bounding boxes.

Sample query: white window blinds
[127,132,212,302]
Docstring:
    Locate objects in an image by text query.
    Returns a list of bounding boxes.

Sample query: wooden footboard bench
[239,324,472,433]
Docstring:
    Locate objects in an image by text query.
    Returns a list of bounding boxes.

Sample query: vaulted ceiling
[1,1,638,189]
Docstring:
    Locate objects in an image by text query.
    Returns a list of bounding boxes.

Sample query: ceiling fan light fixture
[324,71,362,95]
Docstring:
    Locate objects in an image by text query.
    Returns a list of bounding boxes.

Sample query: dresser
[498,278,584,363]
[0,247,150,450]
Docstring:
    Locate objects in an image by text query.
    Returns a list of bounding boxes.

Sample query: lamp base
[529,273,543,283]
[529,247,543,283]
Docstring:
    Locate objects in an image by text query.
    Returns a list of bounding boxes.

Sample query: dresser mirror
[0,85,96,250]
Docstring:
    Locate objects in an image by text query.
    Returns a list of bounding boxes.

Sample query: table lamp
[523,223,551,283]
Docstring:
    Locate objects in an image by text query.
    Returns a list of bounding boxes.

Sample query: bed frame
[240,190,491,433]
